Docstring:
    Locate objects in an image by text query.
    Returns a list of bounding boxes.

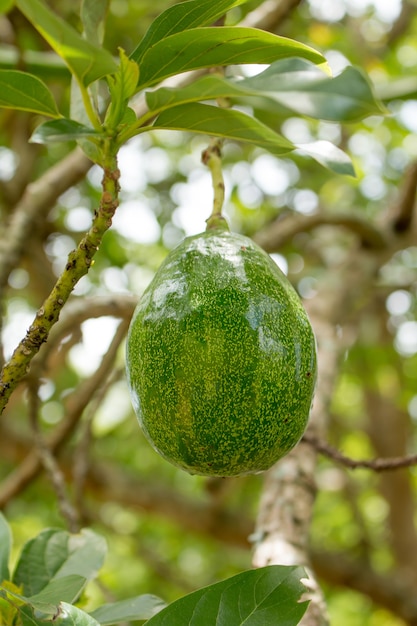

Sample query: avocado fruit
[126,227,317,477]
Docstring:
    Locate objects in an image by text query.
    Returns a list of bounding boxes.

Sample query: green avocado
[126,228,317,477]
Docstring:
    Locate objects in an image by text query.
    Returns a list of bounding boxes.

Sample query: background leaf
[51,603,100,626]
[131,0,245,64]
[145,73,255,112]
[27,575,87,613]
[81,0,109,47]
[375,75,417,102]
[152,102,294,154]
[89,594,167,624]
[146,61,384,123]
[0,513,11,582]
[30,119,101,144]
[0,0,14,14]
[0,49,69,80]
[145,566,309,626]
[13,529,107,597]
[137,27,325,89]
[238,61,386,121]
[0,70,60,116]
[296,140,356,176]
[15,0,116,85]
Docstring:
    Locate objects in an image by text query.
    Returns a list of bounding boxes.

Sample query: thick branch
[365,389,417,577]
[0,148,91,291]
[390,161,417,233]
[241,0,303,30]
[386,0,417,46]
[252,248,381,626]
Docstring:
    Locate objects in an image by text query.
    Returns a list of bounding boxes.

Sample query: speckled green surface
[126,229,317,477]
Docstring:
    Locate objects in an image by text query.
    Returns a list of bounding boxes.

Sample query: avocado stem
[202,138,229,231]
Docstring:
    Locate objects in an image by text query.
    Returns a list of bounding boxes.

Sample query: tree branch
[302,433,417,472]
[251,247,383,626]
[28,375,80,533]
[0,147,92,292]
[0,319,127,507]
[390,160,417,234]
[254,212,388,252]
[32,294,137,367]
[0,156,120,414]
[241,0,303,30]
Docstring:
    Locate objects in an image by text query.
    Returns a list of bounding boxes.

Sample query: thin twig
[28,376,80,533]
[72,365,125,521]
[302,433,417,472]
[0,320,128,508]
[37,294,137,362]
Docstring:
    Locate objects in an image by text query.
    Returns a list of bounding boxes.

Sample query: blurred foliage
[1,0,417,625]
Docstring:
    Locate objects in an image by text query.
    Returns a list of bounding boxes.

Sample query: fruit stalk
[202,138,228,231]
[0,145,120,415]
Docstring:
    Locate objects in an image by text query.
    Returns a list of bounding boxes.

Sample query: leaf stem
[0,142,120,415]
[77,78,102,131]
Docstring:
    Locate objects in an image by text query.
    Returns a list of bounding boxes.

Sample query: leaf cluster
[0,0,384,172]
[0,513,308,626]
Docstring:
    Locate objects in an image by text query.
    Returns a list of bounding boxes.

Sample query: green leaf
[0,0,14,14]
[105,49,140,129]
[112,50,139,102]
[136,27,325,89]
[89,594,167,625]
[131,0,246,65]
[81,0,109,47]
[0,70,60,116]
[51,603,100,626]
[145,73,246,112]
[27,575,87,614]
[18,605,41,626]
[146,566,309,626]
[296,141,356,176]
[147,60,384,123]
[0,513,11,582]
[30,119,101,144]
[152,102,294,155]
[238,61,386,121]
[145,58,326,112]
[13,528,107,597]
[15,0,117,86]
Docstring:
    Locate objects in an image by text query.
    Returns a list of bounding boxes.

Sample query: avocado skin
[126,229,317,477]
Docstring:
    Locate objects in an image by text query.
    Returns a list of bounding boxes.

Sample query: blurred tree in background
[0,0,417,624]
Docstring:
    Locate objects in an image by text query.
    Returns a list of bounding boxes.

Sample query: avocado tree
[0,0,416,624]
